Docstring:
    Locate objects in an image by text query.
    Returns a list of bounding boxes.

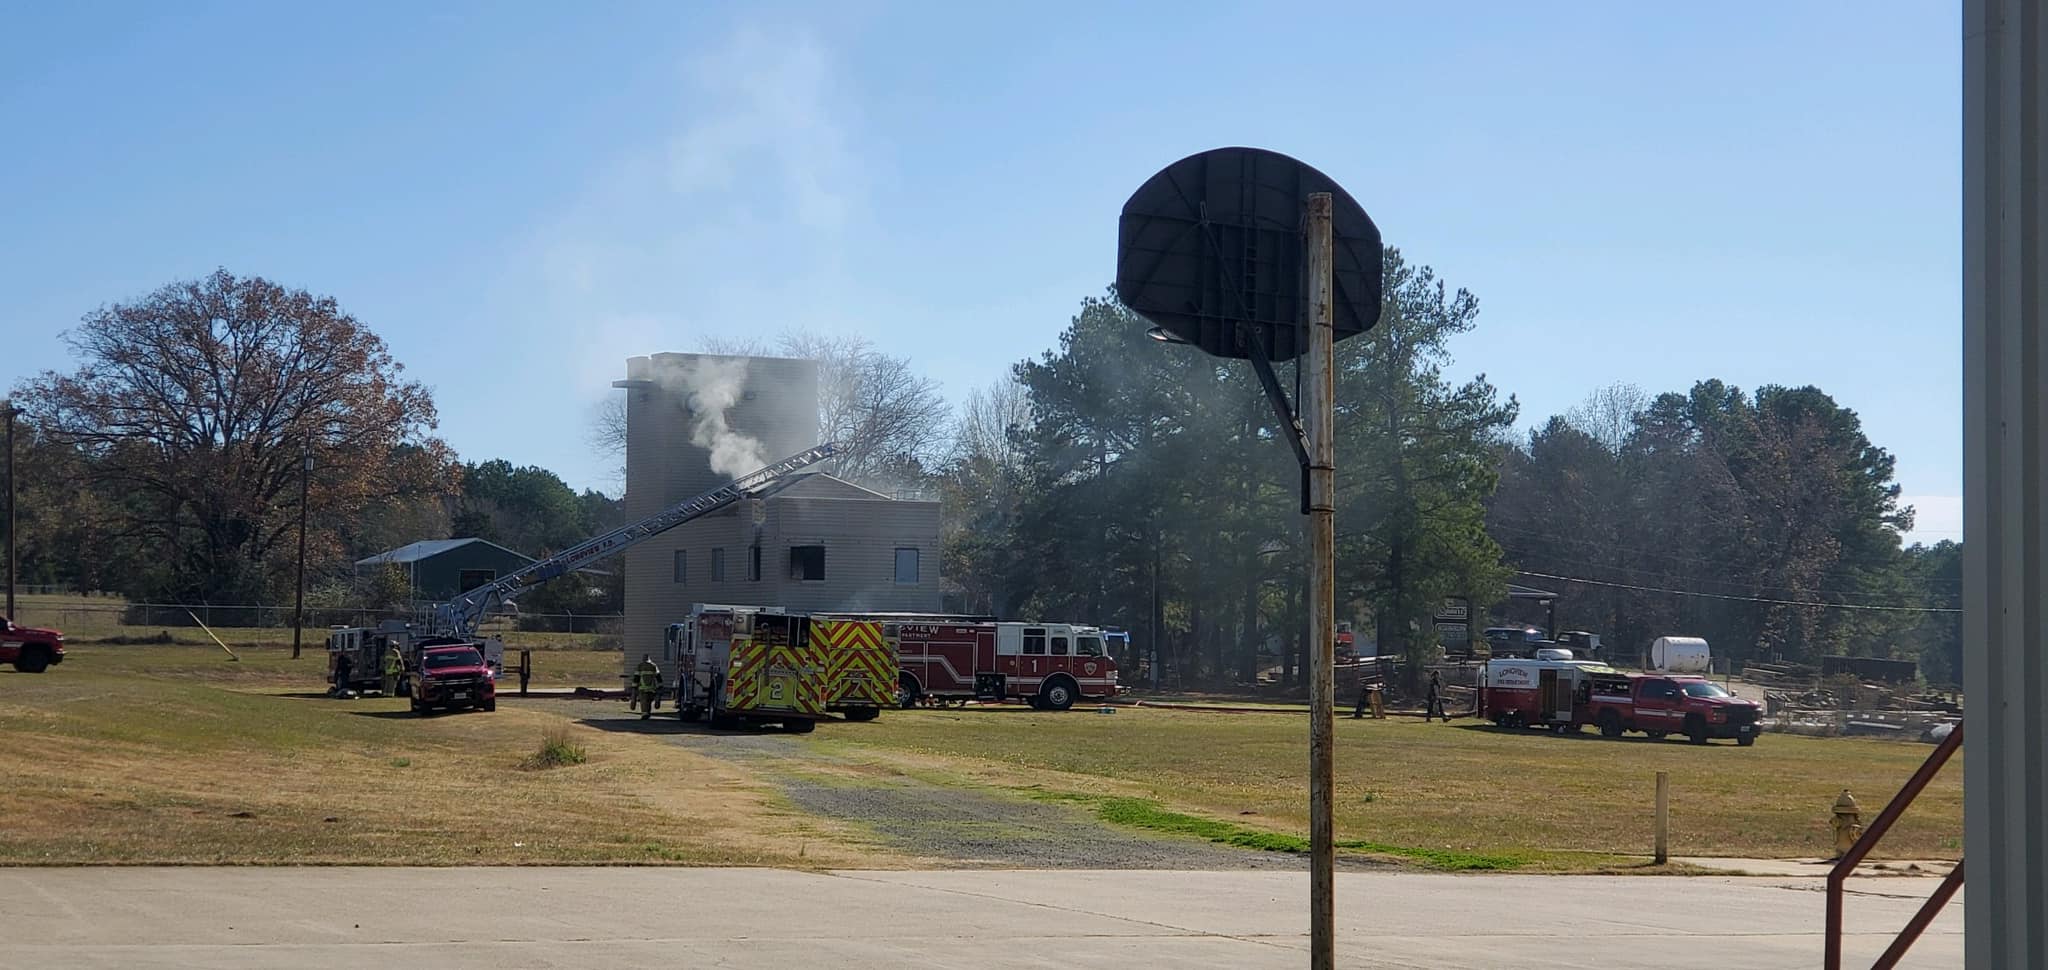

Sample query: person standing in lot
[382,645,404,698]
[632,655,662,717]
[1426,670,1449,723]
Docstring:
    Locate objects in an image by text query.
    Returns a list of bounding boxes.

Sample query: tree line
[6,262,1959,684]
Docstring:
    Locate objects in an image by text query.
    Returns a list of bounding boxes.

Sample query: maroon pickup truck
[1587,673,1762,746]
[1,616,64,673]
[410,644,496,715]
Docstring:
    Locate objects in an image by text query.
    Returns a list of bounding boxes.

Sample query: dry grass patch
[0,669,889,867]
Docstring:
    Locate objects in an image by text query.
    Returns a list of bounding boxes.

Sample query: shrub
[522,725,587,769]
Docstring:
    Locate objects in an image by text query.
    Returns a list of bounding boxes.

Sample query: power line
[1490,522,1965,590]
[1517,570,1961,614]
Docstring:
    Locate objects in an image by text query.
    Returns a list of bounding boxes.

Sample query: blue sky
[1,1,1960,542]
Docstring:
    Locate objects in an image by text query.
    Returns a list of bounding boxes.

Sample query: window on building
[1023,629,1046,655]
[711,547,726,582]
[790,545,826,581]
[672,550,686,584]
[457,569,495,592]
[1051,636,1069,656]
[894,547,919,585]
[748,544,761,582]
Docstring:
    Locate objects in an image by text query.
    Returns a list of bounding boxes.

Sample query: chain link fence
[14,595,621,642]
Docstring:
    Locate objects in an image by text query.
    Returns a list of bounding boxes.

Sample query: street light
[291,444,313,659]
[3,399,17,622]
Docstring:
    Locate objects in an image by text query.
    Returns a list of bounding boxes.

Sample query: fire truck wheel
[896,676,921,709]
[1039,679,1077,712]
[483,698,496,712]
[1737,733,1756,747]
[786,718,817,734]
[1598,711,1624,738]
[1685,716,1709,745]
[14,645,50,673]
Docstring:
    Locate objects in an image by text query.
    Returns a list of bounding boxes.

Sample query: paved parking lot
[0,867,1961,969]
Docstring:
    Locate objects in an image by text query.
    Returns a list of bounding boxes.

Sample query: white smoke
[677,356,769,478]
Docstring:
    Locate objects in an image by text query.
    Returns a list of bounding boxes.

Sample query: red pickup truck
[1,616,65,673]
[410,644,496,715]
[1587,672,1762,745]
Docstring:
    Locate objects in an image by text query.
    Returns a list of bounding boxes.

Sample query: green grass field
[816,707,1963,867]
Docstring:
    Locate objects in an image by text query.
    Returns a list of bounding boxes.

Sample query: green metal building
[354,538,537,603]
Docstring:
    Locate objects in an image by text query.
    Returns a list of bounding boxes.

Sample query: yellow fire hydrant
[1832,789,1864,858]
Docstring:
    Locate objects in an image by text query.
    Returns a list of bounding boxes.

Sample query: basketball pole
[1303,191,1337,970]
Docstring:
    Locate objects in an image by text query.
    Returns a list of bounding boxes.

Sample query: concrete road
[0,867,1960,969]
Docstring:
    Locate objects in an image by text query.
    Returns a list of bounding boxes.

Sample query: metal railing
[1823,722,1964,970]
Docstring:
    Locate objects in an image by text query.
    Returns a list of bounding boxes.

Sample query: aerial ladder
[430,442,841,639]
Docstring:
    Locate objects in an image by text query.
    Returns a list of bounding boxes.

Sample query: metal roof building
[355,538,539,603]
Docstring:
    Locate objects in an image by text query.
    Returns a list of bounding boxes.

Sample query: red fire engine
[870,616,1120,711]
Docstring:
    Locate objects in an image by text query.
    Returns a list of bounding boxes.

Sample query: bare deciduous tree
[1565,382,1650,454]
[15,269,452,600]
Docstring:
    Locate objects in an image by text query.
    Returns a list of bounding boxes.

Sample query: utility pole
[1303,191,1337,970]
[291,445,312,659]
[4,400,17,622]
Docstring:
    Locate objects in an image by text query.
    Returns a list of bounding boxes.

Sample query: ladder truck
[328,443,842,703]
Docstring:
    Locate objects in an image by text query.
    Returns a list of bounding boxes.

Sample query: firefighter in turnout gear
[632,655,662,720]
[382,644,404,698]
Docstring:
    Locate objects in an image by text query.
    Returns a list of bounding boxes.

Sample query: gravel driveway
[556,701,1303,869]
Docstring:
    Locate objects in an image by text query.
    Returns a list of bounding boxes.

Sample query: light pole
[291,444,312,659]
[4,399,17,622]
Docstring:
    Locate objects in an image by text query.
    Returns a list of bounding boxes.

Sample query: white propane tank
[1648,636,1711,674]
[1534,647,1574,662]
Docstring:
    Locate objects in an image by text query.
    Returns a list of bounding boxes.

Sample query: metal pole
[1150,523,1162,691]
[4,401,16,622]
[1303,191,1337,970]
[292,448,311,659]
